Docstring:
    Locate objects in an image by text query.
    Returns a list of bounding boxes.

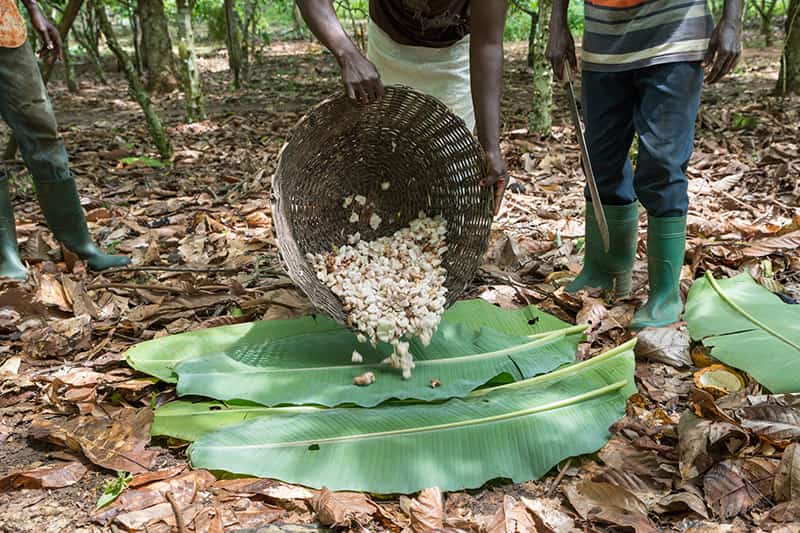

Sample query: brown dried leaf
[246,210,271,228]
[94,470,215,524]
[0,355,21,376]
[193,506,225,533]
[0,461,87,491]
[407,487,444,533]
[36,273,71,312]
[774,442,800,502]
[735,402,800,445]
[741,230,800,257]
[30,407,158,473]
[702,461,753,519]
[214,477,315,501]
[575,296,607,328]
[521,496,578,533]
[312,487,377,528]
[129,464,187,488]
[486,495,537,533]
[656,490,709,519]
[21,314,93,359]
[634,327,692,367]
[0,307,21,333]
[564,480,658,533]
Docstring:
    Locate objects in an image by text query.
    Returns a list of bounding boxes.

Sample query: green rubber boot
[566,202,639,298]
[630,215,687,329]
[0,177,27,281]
[35,179,131,271]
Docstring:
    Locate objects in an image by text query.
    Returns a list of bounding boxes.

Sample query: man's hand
[28,6,62,63]
[545,20,577,80]
[339,51,384,104]
[703,19,741,83]
[480,150,508,216]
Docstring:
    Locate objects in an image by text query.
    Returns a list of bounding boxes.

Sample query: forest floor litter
[0,42,798,532]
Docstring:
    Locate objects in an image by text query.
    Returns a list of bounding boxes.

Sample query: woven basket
[271,85,493,324]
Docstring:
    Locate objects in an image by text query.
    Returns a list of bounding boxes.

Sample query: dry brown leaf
[770,500,800,523]
[21,314,93,359]
[486,495,537,533]
[193,506,225,533]
[575,296,607,328]
[656,489,709,519]
[521,496,578,533]
[0,461,87,491]
[29,407,158,473]
[36,273,71,312]
[406,487,444,533]
[735,401,800,445]
[312,486,377,528]
[0,355,21,376]
[702,461,751,519]
[634,327,692,367]
[741,230,800,257]
[60,275,99,319]
[214,477,315,500]
[564,480,658,533]
[129,464,188,488]
[234,500,285,528]
[94,470,215,524]
[0,307,21,333]
[774,442,800,502]
[246,210,271,228]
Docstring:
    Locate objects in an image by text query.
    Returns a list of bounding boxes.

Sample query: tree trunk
[526,10,539,67]
[63,33,79,92]
[95,0,173,159]
[529,0,553,135]
[224,0,244,88]
[137,0,178,93]
[777,0,800,94]
[75,0,108,84]
[176,0,206,122]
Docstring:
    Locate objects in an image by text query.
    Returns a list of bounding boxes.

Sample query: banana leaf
[188,340,637,494]
[175,323,586,407]
[126,299,577,384]
[152,400,316,442]
[685,272,800,393]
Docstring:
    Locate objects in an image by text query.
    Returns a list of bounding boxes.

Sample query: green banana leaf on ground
[129,299,585,407]
[186,340,637,494]
[685,272,800,393]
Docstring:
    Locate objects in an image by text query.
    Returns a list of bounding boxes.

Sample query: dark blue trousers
[581,61,703,217]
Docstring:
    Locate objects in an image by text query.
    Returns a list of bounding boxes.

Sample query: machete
[562,63,610,252]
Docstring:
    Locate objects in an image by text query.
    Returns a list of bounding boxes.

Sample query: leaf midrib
[195,380,628,450]
[179,325,587,375]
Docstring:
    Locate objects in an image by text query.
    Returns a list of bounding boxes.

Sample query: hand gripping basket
[271,85,493,324]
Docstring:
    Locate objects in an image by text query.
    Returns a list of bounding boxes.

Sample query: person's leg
[0,172,27,280]
[566,69,639,298]
[0,42,129,271]
[630,61,703,328]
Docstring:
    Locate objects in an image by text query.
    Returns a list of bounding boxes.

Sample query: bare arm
[296,0,384,103]
[20,0,63,63]
[704,0,743,83]
[546,0,577,76]
[471,0,509,215]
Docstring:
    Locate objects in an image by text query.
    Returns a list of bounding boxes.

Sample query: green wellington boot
[0,177,28,281]
[630,215,687,329]
[566,202,640,298]
[35,179,131,271]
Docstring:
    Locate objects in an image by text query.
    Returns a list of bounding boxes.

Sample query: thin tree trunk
[137,0,178,93]
[777,0,800,94]
[75,0,108,84]
[224,0,244,88]
[95,0,173,159]
[529,0,553,135]
[127,0,143,75]
[63,33,79,92]
[176,0,206,122]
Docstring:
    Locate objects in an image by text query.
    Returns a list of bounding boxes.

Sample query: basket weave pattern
[272,86,492,323]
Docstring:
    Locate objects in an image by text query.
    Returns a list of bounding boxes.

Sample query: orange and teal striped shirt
[582,0,714,71]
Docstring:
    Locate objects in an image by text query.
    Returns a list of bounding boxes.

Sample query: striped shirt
[582,0,714,72]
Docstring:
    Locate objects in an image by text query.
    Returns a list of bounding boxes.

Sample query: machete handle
[560,62,576,85]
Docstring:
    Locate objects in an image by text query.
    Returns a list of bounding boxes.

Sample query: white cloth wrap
[366,18,475,132]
